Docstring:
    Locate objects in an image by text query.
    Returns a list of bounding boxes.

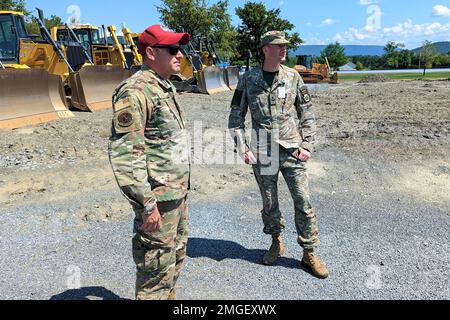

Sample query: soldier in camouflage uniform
[108,25,191,299]
[228,31,329,278]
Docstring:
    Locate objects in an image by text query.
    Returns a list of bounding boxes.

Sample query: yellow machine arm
[122,25,142,64]
[107,25,128,69]
[324,56,332,73]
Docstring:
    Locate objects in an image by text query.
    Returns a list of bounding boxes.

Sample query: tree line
[307,41,449,75]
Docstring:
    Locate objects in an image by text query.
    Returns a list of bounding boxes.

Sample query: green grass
[338,72,450,83]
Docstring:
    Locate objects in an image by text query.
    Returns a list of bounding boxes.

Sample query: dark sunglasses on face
[152,45,181,55]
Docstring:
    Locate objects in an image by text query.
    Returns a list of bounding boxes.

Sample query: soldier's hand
[243,151,257,165]
[297,148,311,162]
[141,206,162,233]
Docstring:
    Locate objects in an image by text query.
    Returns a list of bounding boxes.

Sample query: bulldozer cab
[0,11,28,64]
[296,55,314,70]
[53,25,112,66]
[55,26,104,51]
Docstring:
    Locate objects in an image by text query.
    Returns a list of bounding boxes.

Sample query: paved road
[1,149,448,300]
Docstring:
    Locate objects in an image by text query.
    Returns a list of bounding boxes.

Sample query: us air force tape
[300,85,311,103]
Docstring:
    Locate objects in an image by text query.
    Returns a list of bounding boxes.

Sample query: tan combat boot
[168,289,176,300]
[301,249,329,279]
[263,235,285,265]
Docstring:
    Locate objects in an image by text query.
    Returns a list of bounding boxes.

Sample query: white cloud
[359,0,378,5]
[432,4,450,16]
[333,33,343,43]
[333,19,450,47]
[306,22,313,27]
[321,18,336,26]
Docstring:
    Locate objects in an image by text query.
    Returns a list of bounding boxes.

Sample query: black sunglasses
[152,45,181,55]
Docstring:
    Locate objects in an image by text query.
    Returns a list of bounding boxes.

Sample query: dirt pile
[358,74,390,83]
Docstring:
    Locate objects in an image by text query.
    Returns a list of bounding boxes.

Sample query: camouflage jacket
[108,64,190,213]
[228,65,317,156]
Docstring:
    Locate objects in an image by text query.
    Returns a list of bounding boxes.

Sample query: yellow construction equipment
[52,24,124,67]
[198,37,240,91]
[294,55,338,84]
[0,11,73,129]
[122,25,142,66]
[170,39,231,95]
[52,24,132,111]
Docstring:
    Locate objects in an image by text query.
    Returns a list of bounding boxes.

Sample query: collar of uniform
[141,64,173,91]
[255,66,284,91]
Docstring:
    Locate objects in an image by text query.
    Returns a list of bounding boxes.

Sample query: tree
[235,1,302,64]
[355,61,365,71]
[319,42,348,71]
[25,15,64,37]
[420,40,439,75]
[0,0,28,13]
[397,49,412,69]
[157,0,237,60]
[382,41,405,69]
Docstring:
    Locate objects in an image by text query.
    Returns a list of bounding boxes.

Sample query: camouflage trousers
[132,197,188,300]
[252,146,320,249]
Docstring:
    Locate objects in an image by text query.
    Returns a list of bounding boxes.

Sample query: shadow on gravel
[50,286,128,300]
[187,238,300,269]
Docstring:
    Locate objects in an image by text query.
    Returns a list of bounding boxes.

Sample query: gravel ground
[0,147,448,300]
[0,80,449,300]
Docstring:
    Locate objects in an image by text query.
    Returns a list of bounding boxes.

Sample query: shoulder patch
[300,85,311,103]
[117,110,134,127]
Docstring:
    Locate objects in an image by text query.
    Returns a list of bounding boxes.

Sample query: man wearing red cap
[108,25,191,300]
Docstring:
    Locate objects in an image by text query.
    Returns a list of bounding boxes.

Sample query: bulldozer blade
[224,66,240,90]
[69,65,132,112]
[0,69,73,129]
[200,66,230,95]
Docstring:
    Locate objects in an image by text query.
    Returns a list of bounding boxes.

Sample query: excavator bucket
[0,69,73,129]
[224,66,240,90]
[200,66,230,95]
[69,65,132,112]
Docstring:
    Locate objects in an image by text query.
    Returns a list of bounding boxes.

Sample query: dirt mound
[358,74,390,83]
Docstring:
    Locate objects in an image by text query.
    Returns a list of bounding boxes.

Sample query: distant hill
[411,42,450,54]
[291,45,385,57]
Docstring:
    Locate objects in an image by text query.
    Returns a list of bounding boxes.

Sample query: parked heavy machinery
[52,24,133,110]
[0,10,73,129]
[170,37,237,95]
[169,41,227,95]
[52,24,125,67]
[198,37,240,90]
[294,55,338,84]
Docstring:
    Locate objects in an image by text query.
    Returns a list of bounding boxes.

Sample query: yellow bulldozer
[52,24,133,110]
[294,55,338,84]
[52,24,124,67]
[0,9,133,129]
[170,36,239,95]
[197,36,240,91]
[0,10,73,129]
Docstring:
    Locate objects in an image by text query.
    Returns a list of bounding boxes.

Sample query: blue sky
[26,0,450,49]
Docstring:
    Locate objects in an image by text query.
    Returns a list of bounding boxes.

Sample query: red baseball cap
[138,24,190,55]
